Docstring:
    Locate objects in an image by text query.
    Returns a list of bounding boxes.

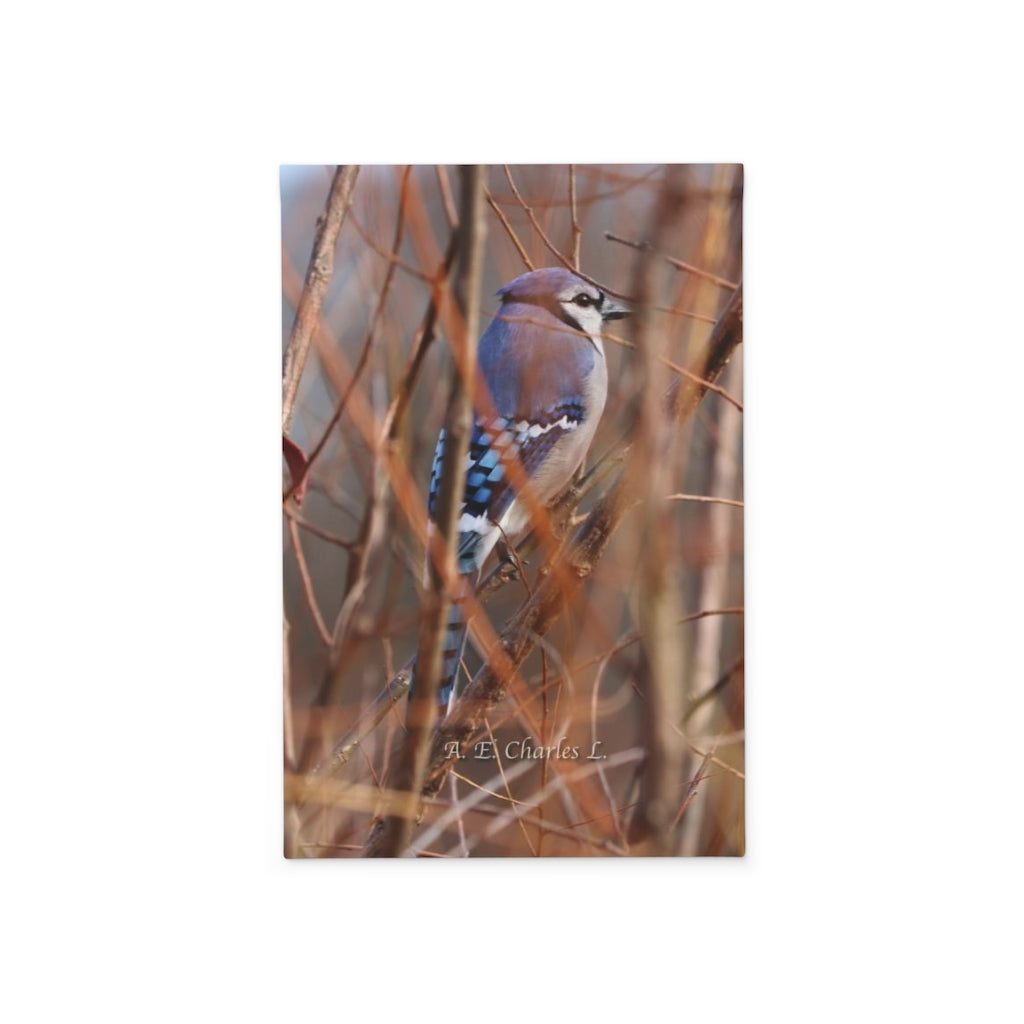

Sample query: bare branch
[603,328,744,412]
[485,189,534,271]
[435,165,459,228]
[367,165,488,857]
[628,173,688,854]
[502,164,575,271]
[281,165,359,434]
[349,209,431,282]
[605,230,740,291]
[287,518,331,647]
[665,493,744,509]
[283,506,357,549]
[568,164,582,270]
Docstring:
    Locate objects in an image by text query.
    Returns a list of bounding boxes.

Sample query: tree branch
[281,165,359,434]
[605,230,740,292]
[366,165,488,857]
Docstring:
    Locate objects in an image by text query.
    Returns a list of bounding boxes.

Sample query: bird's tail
[410,526,491,715]
[436,569,478,713]
[409,565,480,716]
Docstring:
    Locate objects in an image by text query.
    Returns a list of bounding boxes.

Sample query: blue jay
[423,266,630,713]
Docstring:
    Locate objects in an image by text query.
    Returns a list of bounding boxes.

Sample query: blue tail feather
[411,564,480,714]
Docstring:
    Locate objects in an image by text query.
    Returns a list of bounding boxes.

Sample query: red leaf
[282,435,309,506]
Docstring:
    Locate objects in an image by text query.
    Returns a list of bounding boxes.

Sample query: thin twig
[665,494,744,509]
[484,719,538,855]
[348,210,430,281]
[282,164,359,434]
[283,506,357,549]
[603,329,744,412]
[503,165,574,272]
[488,165,661,208]
[590,650,629,850]
[485,190,534,270]
[568,164,581,270]
[435,748,646,857]
[287,518,331,647]
[671,749,714,829]
[570,607,744,677]
[299,666,413,800]
[435,165,459,228]
[383,228,461,443]
[683,655,744,726]
[605,231,740,291]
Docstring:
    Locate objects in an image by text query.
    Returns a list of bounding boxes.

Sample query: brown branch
[670,284,743,421]
[283,167,411,503]
[282,164,359,434]
[488,166,662,208]
[348,209,430,282]
[665,493,744,509]
[498,168,719,330]
[366,165,488,857]
[299,665,414,799]
[502,164,576,272]
[604,231,740,291]
[628,174,688,855]
[483,719,538,855]
[653,303,717,325]
[568,164,581,270]
[383,228,461,443]
[435,165,459,228]
[283,506,357,549]
[683,655,744,726]
[287,518,331,647]
[569,607,745,677]
[600,328,744,412]
[671,749,714,829]
[423,748,647,856]
[485,189,534,270]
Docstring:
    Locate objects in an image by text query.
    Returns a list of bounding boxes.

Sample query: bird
[420,266,630,714]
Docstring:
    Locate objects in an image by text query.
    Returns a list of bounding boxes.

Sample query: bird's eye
[573,294,593,307]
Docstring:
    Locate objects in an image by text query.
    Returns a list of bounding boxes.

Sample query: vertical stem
[677,164,742,854]
[568,164,582,270]
[630,169,688,855]
[282,164,360,434]
[681,358,742,856]
[366,165,487,857]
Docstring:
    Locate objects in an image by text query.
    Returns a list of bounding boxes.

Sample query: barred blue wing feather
[428,409,583,710]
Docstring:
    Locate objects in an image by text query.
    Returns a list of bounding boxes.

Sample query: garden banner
[282,165,743,857]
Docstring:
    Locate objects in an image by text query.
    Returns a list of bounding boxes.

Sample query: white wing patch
[513,414,580,439]
[456,511,492,534]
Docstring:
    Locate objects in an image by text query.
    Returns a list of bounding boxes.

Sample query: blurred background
[282,164,743,857]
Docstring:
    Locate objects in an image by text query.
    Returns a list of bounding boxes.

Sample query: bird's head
[497,267,630,337]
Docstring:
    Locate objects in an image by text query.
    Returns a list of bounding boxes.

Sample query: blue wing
[422,302,594,710]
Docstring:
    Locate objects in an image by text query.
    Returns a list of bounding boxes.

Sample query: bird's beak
[601,298,631,321]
